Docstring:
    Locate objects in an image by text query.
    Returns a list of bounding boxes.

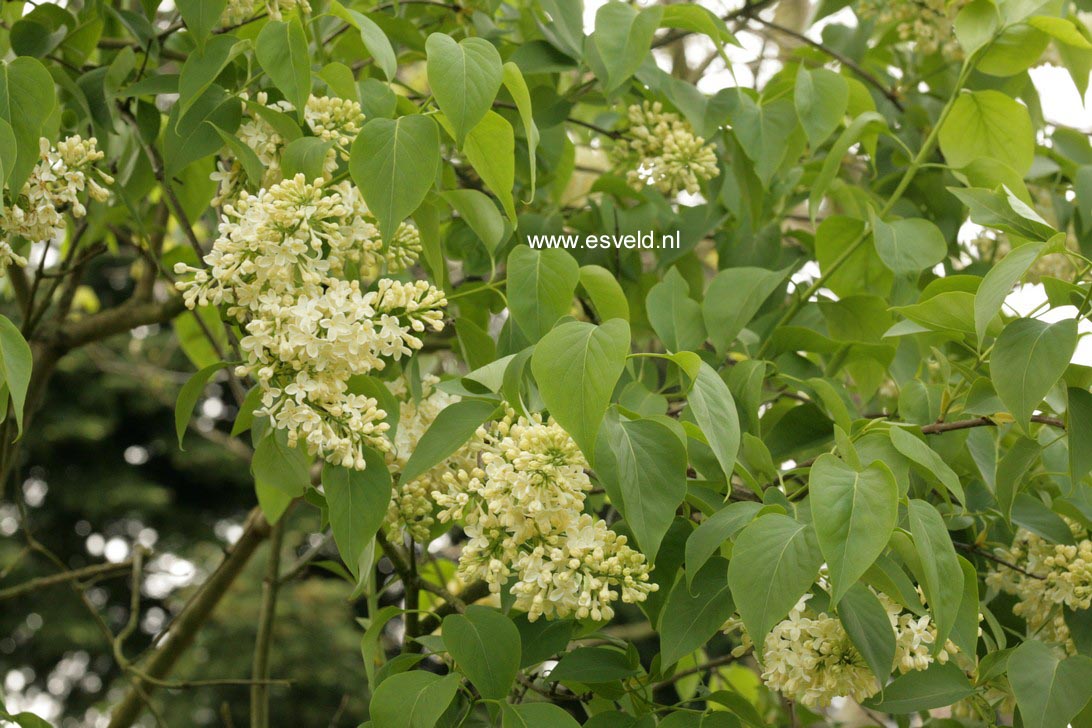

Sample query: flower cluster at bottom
[723,591,959,708]
[433,409,656,621]
[985,519,1092,654]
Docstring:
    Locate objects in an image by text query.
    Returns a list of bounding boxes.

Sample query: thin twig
[747,16,904,111]
[251,521,285,728]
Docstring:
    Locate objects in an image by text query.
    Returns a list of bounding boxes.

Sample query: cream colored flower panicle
[857,0,969,56]
[757,595,879,707]
[383,376,475,542]
[610,101,719,197]
[221,0,258,25]
[2,136,113,265]
[985,519,1092,653]
[433,409,657,621]
[223,0,311,24]
[723,589,960,707]
[175,175,446,470]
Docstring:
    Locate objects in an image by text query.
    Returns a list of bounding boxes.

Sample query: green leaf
[1010,639,1092,728]
[939,90,1035,174]
[546,646,637,682]
[463,111,517,221]
[660,5,738,49]
[350,115,440,242]
[688,363,741,483]
[892,291,977,336]
[907,499,963,650]
[442,605,520,700]
[685,502,765,588]
[872,217,948,275]
[702,267,788,354]
[863,662,975,713]
[595,411,687,561]
[174,361,226,450]
[733,96,800,188]
[809,112,886,219]
[255,20,311,122]
[954,0,1001,57]
[0,316,32,437]
[0,57,56,194]
[646,267,706,352]
[727,514,823,644]
[950,556,981,656]
[440,190,505,259]
[426,33,502,146]
[0,118,16,186]
[948,186,1057,241]
[502,62,539,199]
[369,671,461,728]
[1030,15,1092,49]
[329,2,397,81]
[165,85,241,178]
[975,242,1044,343]
[991,317,1077,431]
[794,67,848,148]
[531,319,631,460]
[174,306,230,370]
[1069,387,1092,482]
[514,614,573,667]
[978,23,1050,76]
[210,123,264,188]
[889,427,965,504]
[507,245,580,342]
[838,582,895,682]
[176,0,227,51]
[816,215,892,298]
[995,436,1040,523]
[178,34,240,117]
[579,265,630,322]
[400,398,500,484]
[592,3,662,93]
[252,428,310,498]
[658,557,736,667]
[322,452,391,579]
[810,454,898,604]
[501,703,581,728]
[280,136,333,181]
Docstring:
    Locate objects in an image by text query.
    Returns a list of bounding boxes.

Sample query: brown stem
[251,521,285,728]
[0,559,134,601]
[107,508,272,728]
[747,16,905,112]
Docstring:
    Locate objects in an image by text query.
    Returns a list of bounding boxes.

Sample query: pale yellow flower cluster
[986,521,1092,654]
[221,0,257,25]
[610,101,719,196]
[383,376,475,542]
[223,0,310,25]
[305,96,366,148]
[723,590,958,707]
[2,136,113,265]
[433,409,656,621]
[175,175,446,470]
[858,0,969,56]
[758,595,878,707]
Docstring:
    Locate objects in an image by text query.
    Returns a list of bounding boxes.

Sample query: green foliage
[5,0,1092,724]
